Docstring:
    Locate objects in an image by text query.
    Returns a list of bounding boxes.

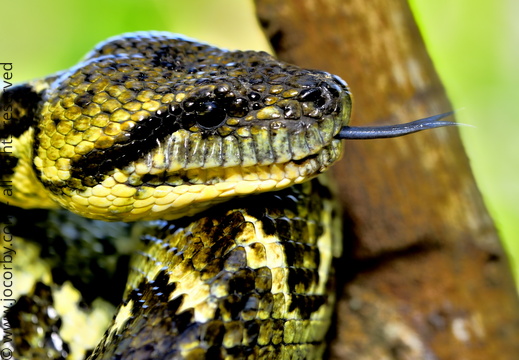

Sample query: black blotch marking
[220,294,249,321]
[0,152,18,176]
[150,45,186,71]
[203,321,225,346]
[0,84,41,138]
[69,111,181,186]
[74,93,93,107]
[286,268,317,293]
[288,294,326,319]
[244,320,260,346]
[7,282,72,357]
[3,205,133,306]
[228,268,255,295]
[224,247,248,270]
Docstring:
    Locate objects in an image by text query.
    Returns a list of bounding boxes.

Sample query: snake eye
[194,101,227,129]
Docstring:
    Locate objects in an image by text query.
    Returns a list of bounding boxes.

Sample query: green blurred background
[1,0,517,285]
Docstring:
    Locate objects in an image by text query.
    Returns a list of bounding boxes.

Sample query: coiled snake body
[0,32,454,359]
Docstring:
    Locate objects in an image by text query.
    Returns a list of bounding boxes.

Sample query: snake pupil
[194,101,226,129]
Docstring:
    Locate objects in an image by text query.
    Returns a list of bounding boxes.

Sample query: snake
[0,31,455,359]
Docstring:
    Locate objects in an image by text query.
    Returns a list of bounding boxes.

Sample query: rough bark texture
[254,0,519,359]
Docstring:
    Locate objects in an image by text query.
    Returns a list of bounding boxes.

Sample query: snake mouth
[56,120,344,222]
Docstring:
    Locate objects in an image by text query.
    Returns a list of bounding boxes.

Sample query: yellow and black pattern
[0,31,350,359]
[90,178,341,359]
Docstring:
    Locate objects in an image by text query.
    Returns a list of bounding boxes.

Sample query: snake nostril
[298,88,323,103]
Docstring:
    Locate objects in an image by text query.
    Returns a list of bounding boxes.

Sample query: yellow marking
[242,167,260,181]
[223,323,243,348]
[172,192,199,208]
[133,196,157,208]
[282,89,299,98]
[57,170,70,181]
[56,120,73,135]
[214,181,237,191]
[294,176,306,183]
[270,268,289,293]
[219,189,236,197]
[64,106,82,120]
[104,122,122,136]
[112,197,135,207]
[101,177,116,188]
[83,126,103,142]
[71,194,89,206]
[276,178,292,188]
[152,186,171,198]
[43,164,59,180]
[131,110,151,121]
[226,117,240,126]
[80,187,93,197]
[75,140,95,155]
[87,195,112,208]
[112,171,129,183]
[53,282,115,360]
[86,204,113,215]
[199,186,220,200]
[108,183,134,197]
[95,135,115,149]
[10,237,52,297]
[110,109,131,122]
[175,93,186,102]
[270,85,284,94]
[59,144,76,158]
[51,132,66,148]
[134,161,151,175]
[111,299,134,333]
[187,184,205,194]
[142,100,160,111]
[234,181,260,195]
[155,192,177,205]
[224,167,243,182]
[130,205,153,216]
[284,162,300,179]
[47,147,61,162]
[151,203,174,213]
[136,89,155,102]
[92,185,111,197]
[83,102,101,117]
[258,179,277,191]
[162,93,175,103]
[234,222,257,246]
[172,185,189,195]
[256,106,282,120]
[264,243,285,269]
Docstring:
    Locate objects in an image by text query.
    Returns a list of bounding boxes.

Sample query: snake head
[1,32,351,221]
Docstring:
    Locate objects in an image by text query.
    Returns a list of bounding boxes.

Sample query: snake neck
[88,175,342,359]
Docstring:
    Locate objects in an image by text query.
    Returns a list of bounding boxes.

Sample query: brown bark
[254,0,519,359]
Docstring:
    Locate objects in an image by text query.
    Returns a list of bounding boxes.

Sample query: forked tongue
[336,112,459,140]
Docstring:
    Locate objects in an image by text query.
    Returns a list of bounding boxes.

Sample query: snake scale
[0,32,455,359]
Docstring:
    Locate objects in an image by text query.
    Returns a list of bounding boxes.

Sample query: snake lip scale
[0,31,456,359]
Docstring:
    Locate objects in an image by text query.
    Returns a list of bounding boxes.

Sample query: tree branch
[255,0,519,358]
